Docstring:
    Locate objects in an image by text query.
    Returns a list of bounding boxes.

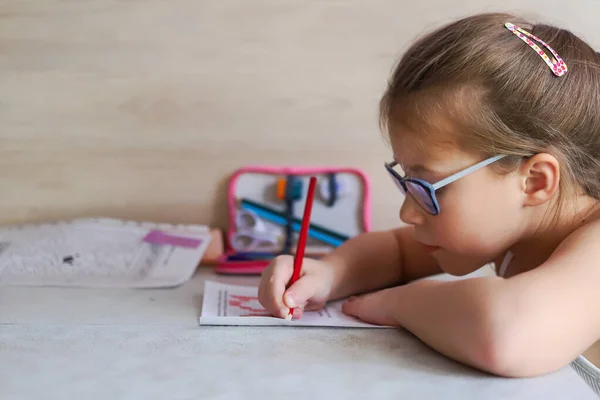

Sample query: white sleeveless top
[497,251,600,395]
[497,251,513,278]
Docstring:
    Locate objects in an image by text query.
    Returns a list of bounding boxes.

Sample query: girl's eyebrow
[392,156,436,174]
[396,162,434,175]
[404,164,433,174]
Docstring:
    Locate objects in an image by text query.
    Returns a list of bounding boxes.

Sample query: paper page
[0,218,211,288]
[199,281,391,328]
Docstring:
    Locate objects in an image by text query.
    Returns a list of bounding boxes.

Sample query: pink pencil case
[217,166,371,274]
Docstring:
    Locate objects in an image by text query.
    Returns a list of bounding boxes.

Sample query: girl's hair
[380,12,600,207]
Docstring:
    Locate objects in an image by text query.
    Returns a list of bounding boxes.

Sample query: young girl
[257,12,600,390]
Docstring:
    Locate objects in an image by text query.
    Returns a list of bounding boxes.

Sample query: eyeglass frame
[384,154,507,215]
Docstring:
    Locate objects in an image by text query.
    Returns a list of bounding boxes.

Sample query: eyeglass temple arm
[431,155,506,190]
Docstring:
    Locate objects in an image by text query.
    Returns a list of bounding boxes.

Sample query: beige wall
[1,1,599,231]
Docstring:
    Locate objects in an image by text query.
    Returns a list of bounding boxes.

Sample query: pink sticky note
[143,230,203,249]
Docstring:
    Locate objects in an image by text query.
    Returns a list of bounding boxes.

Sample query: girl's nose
[399,194,425,226]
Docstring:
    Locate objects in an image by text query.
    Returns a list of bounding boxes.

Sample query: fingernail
[292,310,303,320]
[284,293,296,308]
[341,301,353,314]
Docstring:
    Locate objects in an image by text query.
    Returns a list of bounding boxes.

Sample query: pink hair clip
[505,22,568,77]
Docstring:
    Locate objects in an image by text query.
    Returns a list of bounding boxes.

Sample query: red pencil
[286,176,317,320]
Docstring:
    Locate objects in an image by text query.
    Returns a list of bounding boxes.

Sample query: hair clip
[505,22,568,77]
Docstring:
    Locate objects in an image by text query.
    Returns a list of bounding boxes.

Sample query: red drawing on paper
[228,294,271,317]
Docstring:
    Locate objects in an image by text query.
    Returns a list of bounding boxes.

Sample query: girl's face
[389,130,528,275]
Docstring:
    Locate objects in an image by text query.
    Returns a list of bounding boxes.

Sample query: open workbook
[199,281,392,328]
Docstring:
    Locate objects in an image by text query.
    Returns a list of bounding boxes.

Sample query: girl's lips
[421,244,440,252]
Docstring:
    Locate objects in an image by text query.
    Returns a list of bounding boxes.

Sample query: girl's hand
[342,286,403,326]
[258,255,335,319]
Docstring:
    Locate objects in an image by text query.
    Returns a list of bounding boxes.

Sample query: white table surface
[1,268,597,400]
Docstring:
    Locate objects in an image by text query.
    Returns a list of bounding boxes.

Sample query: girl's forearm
[392,277,508,373]
[323,230,404,300]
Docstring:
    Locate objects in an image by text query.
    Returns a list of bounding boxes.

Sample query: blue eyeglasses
[384,154,506,215]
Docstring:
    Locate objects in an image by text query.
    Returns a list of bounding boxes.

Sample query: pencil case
[217,166,372,274]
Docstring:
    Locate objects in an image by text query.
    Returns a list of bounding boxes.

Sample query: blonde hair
[380,13,600,204]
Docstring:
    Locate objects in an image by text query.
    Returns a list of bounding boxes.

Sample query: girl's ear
[519,153,560,207]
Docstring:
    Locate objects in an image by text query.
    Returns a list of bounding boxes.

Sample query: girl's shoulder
[498,208,600,278]
[555,209,600,257]
[539,208,600,278]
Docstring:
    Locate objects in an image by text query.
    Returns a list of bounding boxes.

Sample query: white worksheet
[0,218,212,288]
[199,281,392,328]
